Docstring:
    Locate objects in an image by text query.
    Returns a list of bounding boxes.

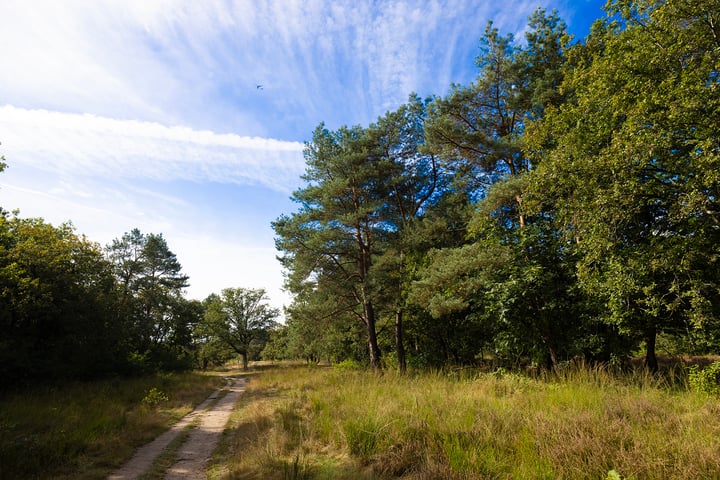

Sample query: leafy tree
[400,191,476,367]
[518,8,572,117]
[423,19,529,205]
[260,325,290,361]
[194,295,237,369]
[525,0,720,370]
[0,214,120,384]
[365,95,442,372]
[202,287,279,370]
[282,292,367,364]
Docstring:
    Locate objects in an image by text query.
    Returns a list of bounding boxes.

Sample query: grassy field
[0,371,225,479]
[211,363,720,480]
[3,363,720,479]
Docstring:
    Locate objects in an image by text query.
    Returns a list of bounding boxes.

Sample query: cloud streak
[0,106,305,193]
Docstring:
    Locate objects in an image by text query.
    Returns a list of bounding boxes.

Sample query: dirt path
[108,377,246,480]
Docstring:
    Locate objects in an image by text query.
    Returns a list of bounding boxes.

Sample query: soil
[108,376,246,480]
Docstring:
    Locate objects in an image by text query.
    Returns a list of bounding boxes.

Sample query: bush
[688,361,720,396]
[141,387,169,407]
[334,359,361,370]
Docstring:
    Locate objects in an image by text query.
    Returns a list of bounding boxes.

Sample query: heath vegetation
[211,363,720,480]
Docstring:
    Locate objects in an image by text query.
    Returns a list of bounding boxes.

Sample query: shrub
[142,387,169,407]
[334,359,361,370]
[688,361,720,396]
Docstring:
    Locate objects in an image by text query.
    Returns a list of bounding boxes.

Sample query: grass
[0,370,226,479]
[211,362,720,479]
[4,361,719,479]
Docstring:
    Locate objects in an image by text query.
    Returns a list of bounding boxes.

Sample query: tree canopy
[201,287,280,370]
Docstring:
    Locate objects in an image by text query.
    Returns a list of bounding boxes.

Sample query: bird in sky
[256,84,263,90]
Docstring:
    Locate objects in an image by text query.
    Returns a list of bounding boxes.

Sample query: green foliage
[334,359,361,370]
[270,3,720,371]
[0,212,206,384]
[105,228,195,373]
[260,326,291,361]
[688,362,720,396]
[525,0,720,370]
[607,469,636,480]
[142,387,170,407]
[200,287,280,370]
[0,213,123,384]
[273,98,442,371]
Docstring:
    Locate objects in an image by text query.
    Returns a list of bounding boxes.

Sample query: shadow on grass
[223,455,374,480]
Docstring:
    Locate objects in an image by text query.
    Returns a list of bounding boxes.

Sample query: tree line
[270,0,720,373]
[0,193,279,386]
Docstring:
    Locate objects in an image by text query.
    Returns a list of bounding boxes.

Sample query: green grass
[0,371,225,479]
[212,363,720,479]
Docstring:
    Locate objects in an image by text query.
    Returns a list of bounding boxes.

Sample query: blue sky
[0,0,605,312]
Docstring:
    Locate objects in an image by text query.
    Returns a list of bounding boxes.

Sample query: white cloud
[0,172,293,312]
[0,106,305,193]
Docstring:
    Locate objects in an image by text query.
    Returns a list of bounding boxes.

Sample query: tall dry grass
[213,363,720,479]
[0,371,225,479]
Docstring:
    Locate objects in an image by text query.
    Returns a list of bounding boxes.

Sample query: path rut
[108,377,245,480]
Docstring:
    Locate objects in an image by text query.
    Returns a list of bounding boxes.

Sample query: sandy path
[108,377,245,480]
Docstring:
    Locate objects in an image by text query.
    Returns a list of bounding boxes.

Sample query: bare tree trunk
[396,308,406,374]
[547,345,559,373]
[516,194,525,228]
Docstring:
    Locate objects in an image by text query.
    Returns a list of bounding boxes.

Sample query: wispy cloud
[0,0,555,137]
[0,106,305,193]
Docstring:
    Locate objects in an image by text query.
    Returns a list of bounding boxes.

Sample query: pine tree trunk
[396,308,406,374]
[516,194,525,228]
[365,300,382,370]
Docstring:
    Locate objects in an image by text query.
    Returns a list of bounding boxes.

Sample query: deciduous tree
[202,287,279,370]
[525,0,720,370]
[0,214,119,383]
